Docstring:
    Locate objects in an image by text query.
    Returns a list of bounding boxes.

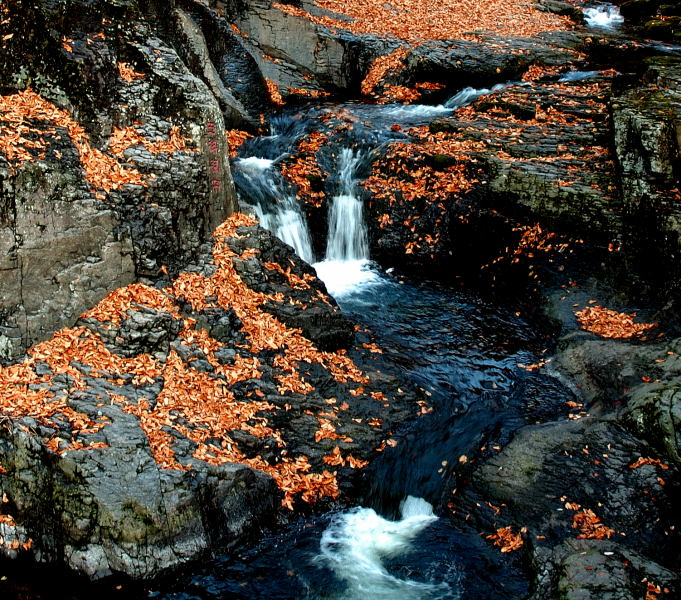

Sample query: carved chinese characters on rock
[205,120,222,193]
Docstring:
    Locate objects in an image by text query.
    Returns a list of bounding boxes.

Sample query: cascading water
[325,149,368,262]
[234,156,315,264]
[583,4,624,29]
[319,497,457,600]
[443,83,512,108]
[313,149,381,297]
[194,89,580,600]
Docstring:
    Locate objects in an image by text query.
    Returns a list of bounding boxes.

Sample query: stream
[5,4,665,599]
[5,55,595,600]
[133,84,586,600]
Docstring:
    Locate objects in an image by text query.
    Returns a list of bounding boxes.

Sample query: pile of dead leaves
[117,62,145,83]
[364,128,484,255]
[361,48,409,97]
[0,88,147,195]
[629,457,669,470]
[0,212,389,508]
[571,508,615,540]
[265,78,285,107]
[280,131,329,206]
[486,525,526,552]
[360,50,445,103]
[575,305,658,339]
[226,129,253,157]
[108,125,196,157]
[275,0,572,42]
[287,87,331,99]
[322,445,369,468]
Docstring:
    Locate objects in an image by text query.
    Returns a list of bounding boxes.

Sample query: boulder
[0,215,419,579]
[624,376,681,467]
[611,58,681,311]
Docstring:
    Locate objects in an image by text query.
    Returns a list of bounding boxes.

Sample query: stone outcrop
[359,70,621,285]
[450,281,681,598]
[0,215,418,579]
[0,0,241,362]
[452,408,680,599]
[213,0,393,99]
[397,32,588,91]
[611,57,681,314]
[617,0,681,41]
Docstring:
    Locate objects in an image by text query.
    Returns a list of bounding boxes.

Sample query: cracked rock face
[611,58,681,312]
[0,0,240,362]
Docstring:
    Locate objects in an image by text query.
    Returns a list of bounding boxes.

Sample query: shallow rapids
[319,497,457,600]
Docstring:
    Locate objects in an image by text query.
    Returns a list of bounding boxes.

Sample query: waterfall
[234,156,315,264]
[252,201,315,264]
[444,82,513,109]
[325,149,369,262]
[313,149,381,297]
[583,5,624,29]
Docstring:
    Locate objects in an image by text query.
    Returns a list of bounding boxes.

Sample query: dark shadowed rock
[530,538,678,600]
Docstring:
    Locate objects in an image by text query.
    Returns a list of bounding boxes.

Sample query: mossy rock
[620,0,660,20]
[428,118,461,134]
[643,19,674,39]
[623,377,681,467]
[426,153,459,170]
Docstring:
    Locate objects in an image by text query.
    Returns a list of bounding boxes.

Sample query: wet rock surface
[224,224,355,349]
[0,0,239,361]
[435,275,681,598]
[611,57,681,313]
[0,0,680,596]
[365,73,620,271]
[0,216,418,579]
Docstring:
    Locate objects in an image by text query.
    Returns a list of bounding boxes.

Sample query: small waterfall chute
[444,83,509,109]
[320,150,369,266]
[326,193,368,262]
[558,70,601,82]
[313,148,382,297]
[583,5,624,28]
[234,156,315,264]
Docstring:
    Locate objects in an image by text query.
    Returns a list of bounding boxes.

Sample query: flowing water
[147,90,579,600]
[583,4,624,29]
[235,156,315,263]
[6,82,584,600]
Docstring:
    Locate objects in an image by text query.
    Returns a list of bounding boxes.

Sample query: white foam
[583,5,624,29]
[237,156,274,171]
[253,201,315,264]
[319,497,453,600]
[558,70,600,82]
[381,104,454,120]
[313,259,382,298]
[444,83,510,109]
